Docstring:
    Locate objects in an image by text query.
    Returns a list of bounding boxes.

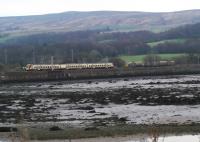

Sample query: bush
[109,57,126,67]
[49,126,62,131]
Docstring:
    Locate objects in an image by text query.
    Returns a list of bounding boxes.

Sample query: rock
[84,127,99,131]
[87,81,92,84]
[88,110,96,113]
[119,117,127,122]
[0,127,17,132]
[49,126,62,131]
[79,106,94,110]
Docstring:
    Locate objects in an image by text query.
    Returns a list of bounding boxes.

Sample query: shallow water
[1,134,198,142]
[126,135,200,142]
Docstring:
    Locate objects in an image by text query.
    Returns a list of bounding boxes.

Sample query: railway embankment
[1,64,200,83]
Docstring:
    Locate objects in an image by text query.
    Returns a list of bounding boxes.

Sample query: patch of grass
[0,32,39,44]
[147,39,187,47]
[158,53,185,60]
[120,55,146,62]
[98,39,116,43]
[0,36,11,43]
[120,53,185,63]
[0,33,24,44]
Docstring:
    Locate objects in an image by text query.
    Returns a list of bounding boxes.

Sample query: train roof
[27,63,113,66]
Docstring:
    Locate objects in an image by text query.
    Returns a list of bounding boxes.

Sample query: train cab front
[24,64,33,71]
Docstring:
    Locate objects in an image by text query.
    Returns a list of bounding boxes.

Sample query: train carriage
[25,63,114,71]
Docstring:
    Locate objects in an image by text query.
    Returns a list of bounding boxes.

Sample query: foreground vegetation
[3,123,200,140]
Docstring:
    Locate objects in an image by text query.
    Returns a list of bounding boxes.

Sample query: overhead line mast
[4,48,8,64]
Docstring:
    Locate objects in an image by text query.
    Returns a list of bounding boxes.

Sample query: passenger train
[25,63,114,71]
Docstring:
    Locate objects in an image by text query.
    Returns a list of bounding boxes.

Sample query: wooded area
[1,23,200,67]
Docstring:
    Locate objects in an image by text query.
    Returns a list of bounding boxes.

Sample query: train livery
[25,63,114,71]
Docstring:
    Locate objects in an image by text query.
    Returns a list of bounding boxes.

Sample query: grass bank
[10,124,200,140]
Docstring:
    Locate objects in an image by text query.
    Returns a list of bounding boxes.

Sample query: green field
[0,37,9,43]
[0,35,15,44]
[147,39,187,47]
[120,53,185,63]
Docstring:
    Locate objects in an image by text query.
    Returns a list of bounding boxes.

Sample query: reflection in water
[126,135,200,142]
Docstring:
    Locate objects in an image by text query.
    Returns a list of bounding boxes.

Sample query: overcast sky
[0,0,200,17]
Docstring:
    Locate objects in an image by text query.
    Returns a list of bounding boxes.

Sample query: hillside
[1,16,200,65]
[1,10,200,36]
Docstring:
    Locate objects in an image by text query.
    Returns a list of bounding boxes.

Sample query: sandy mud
[0,75,200,127]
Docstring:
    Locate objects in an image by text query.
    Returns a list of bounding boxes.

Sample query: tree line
[1,22,200,66]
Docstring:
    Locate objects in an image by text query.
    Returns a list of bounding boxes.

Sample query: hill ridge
[1,9,200,35]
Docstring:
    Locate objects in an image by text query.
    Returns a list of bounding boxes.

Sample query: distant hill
[3,22,200,46]
[1,10,200,35]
